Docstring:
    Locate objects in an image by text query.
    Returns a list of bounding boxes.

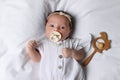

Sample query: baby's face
[45,14,71,42]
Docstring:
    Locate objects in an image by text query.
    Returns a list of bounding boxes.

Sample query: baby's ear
[70,29,72,32]
[69,29,73,37]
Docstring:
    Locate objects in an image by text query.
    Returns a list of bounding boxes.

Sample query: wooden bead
[98,42,104,49]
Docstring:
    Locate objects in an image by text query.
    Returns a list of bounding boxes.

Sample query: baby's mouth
[50,31,62,42]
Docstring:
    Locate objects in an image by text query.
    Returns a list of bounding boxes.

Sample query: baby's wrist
[71,50,75,58]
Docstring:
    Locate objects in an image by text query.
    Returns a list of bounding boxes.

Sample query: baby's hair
[47,10,73,29]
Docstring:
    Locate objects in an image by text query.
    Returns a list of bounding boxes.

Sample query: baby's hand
[26,40,41,62]
[62,48,73,58]
[27,40,37,51]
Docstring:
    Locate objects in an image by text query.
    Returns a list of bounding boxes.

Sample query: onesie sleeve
[72,34,92,51]
[71,38,83,50]
[36,41,44,56]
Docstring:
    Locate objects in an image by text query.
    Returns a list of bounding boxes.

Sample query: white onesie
[37,35,91,80]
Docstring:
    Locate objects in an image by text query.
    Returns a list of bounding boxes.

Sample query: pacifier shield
[50,31,62,42]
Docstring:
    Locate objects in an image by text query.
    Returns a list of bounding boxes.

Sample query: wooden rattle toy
[82,32,111,67]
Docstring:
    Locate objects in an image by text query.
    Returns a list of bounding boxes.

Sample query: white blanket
[0,0,120,80]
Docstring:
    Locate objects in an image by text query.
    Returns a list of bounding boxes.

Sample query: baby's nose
[54,27,60,31]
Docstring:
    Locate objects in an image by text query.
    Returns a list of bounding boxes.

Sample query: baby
[26,11,85,80]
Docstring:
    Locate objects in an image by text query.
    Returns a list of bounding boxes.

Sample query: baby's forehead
[47,14,70,24]
[48,14,68,21]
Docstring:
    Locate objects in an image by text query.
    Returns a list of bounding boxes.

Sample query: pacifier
[50,31,62,42]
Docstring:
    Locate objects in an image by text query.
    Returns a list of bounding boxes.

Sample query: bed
[0,0,120,80]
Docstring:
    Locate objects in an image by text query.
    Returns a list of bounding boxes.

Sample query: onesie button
[59,43,62,46]
[59,55,63,59]
[58,65,62,69]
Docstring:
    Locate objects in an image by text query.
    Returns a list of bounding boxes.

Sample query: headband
[47,11,72,23]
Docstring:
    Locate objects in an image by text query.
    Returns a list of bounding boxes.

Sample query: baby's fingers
[28,40,37,47]
[62,48,69,58]
[62,48,71,58]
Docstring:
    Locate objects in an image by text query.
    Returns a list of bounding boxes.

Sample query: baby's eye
[49,24,54,27]
[61,26,65,29]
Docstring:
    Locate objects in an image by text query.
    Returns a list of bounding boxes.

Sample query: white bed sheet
[0,0,120,80]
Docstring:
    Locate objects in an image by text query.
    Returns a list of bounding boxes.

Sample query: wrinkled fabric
[37,35,91,80]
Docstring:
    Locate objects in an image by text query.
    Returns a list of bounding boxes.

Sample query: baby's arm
[26,40,41,62]
[62,48,85,62]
